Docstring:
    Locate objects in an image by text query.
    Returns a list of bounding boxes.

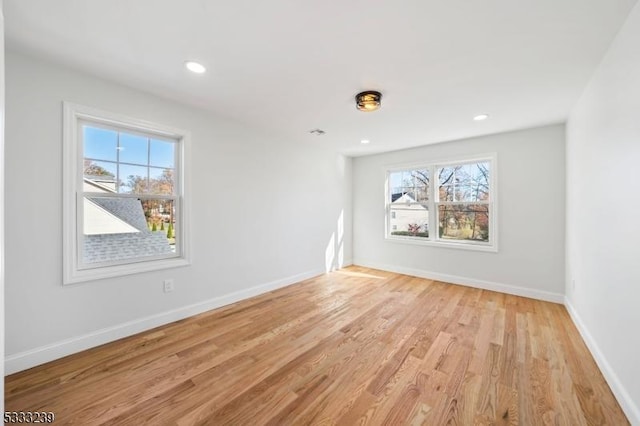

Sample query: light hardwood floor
[5,267,628,425]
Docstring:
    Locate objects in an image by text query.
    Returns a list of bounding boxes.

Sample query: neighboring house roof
[83,177,172,264]
[392,193,423,204]
[392,192,415,203]
[89,197,149,231]
[84,232,173,264]
[392,192,426,204]
[83,176,118,193]
[391,193,428,211]
[391,192,406,202]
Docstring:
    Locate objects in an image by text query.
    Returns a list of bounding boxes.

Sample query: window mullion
[387,170,392,237]
[437,200,490,206]
[81,192,176,201]
[430,165,437,241]
[76,192,85,270]
[116,131,121,193]
[146,137,151,193]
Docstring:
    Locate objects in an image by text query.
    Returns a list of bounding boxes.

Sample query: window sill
[64,256,190,285]
[385,235,498,252]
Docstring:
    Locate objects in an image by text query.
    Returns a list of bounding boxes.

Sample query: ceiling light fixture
[355,91,382,112]
[185,61,206,74]
[360,139,370,144]
[309,129,326,136]
[473,114,489,121]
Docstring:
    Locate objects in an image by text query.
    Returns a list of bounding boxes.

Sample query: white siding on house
[83,199,140,235]
[390,194,428,234]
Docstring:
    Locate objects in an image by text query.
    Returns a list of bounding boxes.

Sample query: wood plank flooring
[5,266,629,425]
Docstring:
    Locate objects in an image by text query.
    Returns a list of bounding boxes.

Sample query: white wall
[566,3,640,423]
[4,51,352,373]
[353,125,566,302]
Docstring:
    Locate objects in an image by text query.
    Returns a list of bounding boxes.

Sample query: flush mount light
[309,129,326,136]
[473,114,490,121]
[185,61,206,74]
[360,139,370,144]
[355,91,382,112]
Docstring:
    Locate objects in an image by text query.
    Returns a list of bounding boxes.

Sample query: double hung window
[63,103,190,284]
[386,155,496,251]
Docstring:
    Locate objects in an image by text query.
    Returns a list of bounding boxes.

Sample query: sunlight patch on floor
[333,269,386,280]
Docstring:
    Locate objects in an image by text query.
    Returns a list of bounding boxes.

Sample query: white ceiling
[4,0,638,156]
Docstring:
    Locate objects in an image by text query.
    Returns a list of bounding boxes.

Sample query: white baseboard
[564,299,640,426]
[352,260,565,303]
[5,268,325,375]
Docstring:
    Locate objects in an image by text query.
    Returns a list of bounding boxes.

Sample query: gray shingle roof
[89,197,149,231]
[84,231,173,263]
[83,196,173,264]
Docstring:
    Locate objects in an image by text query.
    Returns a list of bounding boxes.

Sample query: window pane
[83,126,117,162]
[389,171,405,200]
[438,166,456,201]
[455,162,490,202]
[389,204,429,238]
[438,204,489,242]
[82,197,175,264]
[390,169,429,202]
[149,167,175,195]
[119,133,149,165]
[150,139,175,168]
[119,164,148,194]
[411,169,429,202]
[438,162,490,202]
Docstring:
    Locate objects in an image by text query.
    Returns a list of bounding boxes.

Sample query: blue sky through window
[84,127,117,162]
[83,125,175,167]
[83,124,176,194]
[119,133,147,165]
[150,139,175,168]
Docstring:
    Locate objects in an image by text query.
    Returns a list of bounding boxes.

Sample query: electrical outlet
[163,279,174,293]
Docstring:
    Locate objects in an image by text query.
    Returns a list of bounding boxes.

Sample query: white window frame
[385,154,498,252]
[63,102,191,284]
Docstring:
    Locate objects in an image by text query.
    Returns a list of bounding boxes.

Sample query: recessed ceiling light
[360,139,370,144]
[185,61,206,74]
[473,114,490,121]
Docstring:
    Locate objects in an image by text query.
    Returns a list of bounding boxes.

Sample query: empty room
[1,0,639,424]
